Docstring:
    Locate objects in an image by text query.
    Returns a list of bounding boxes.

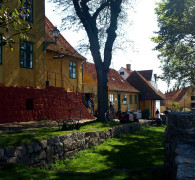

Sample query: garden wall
[165,112,195,180]
[0,121,151,167]
[0,85,93,124]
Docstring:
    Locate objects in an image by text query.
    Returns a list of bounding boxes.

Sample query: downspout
[81,59,86,93]
[81,59,86,103]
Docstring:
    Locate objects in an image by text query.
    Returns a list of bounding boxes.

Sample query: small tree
[172,102,179,112]
[0,0,32,49]
[50,0,134,121]
[152,0,195,88]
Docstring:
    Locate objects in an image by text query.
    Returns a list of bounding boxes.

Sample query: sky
[45,0,169,93]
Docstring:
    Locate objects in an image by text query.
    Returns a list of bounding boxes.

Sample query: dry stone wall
[165,112,195,180]
[0,121,151,167]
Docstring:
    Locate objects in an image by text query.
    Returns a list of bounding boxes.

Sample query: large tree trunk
[96,64,109,121]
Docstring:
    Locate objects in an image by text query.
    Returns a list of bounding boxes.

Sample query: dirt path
[0,119,96,133]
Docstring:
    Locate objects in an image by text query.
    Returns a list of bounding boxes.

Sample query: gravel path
[0,119,96,133]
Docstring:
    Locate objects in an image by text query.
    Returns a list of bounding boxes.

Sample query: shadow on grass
[46,126,166,180]
[0,126,166,180]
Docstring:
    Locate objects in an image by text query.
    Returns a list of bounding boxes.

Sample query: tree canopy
[152,0,195,88]
[0,0,32,48]
[50,0,134,121]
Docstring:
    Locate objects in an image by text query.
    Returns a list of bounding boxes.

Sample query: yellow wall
[108,91,139,112]
[178,93,191,110]
[83,70,139,113]
[0,0,46,88]
[191,89,195,111]
[46,52,83,92]
[140,100,156,118]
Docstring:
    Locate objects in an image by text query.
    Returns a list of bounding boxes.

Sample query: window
[120,71,124,75]
[129,95,132,104]
[26,98,34,110]
[69,61,76,79]
[21,0,33,22]
[135,95,138,104]
[191,103,195,108]
[123,94,127,105]
[0,35,2,64]
[110,94,114,103]
[191,96,195,101]
[20,41,33,69]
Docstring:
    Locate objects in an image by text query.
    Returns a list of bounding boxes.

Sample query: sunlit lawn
[0,125,165,180]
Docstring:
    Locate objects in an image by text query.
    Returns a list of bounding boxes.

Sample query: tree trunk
[96,64,109,121]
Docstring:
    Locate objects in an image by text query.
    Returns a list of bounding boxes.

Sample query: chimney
[154,74,157,82]
[126,64,131,70]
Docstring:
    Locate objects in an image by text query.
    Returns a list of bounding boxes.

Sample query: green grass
[0,125,166,180]
[0,120,120,148]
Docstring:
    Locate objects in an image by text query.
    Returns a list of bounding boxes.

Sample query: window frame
[120,71,124,75]
[69,61,76,79]
[123,94,127,105]
[191,103,195,108]
[21,0,33,22]
[20,41,33,69]
[110,94,114,103]
[129,95,132,104]
[191,96,195,101]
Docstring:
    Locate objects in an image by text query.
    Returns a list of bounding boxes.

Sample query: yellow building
[165,87,195,111]
[126,71,165,119]
[45,17,85,92]
[0,0,46,88]
[83,62,140,113]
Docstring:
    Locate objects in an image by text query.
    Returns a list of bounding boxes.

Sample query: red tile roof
[123,68,132,75]
[84,62,139,93]
[165,87,189,102]
[45,17,85,60]
[126,71,165,100]
[165,89,180,99]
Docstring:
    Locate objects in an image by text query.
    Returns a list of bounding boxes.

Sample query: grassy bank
[0,125,166,180]
[0,120,120,148]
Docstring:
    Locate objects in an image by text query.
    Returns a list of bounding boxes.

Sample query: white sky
[45,0,169,93]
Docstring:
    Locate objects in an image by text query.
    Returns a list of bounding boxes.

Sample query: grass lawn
[0,120,120,148]
[0,125,166,180]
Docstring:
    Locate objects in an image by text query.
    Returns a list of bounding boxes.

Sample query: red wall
[0,85,94,124]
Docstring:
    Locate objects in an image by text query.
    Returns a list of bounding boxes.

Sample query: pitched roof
[84,62,139,93]
[137,70,153,81]
[126,71,165,100]
[165,87,189,102]
[123,68,132,75]
[45,16,85,60]
[165,89,180,99]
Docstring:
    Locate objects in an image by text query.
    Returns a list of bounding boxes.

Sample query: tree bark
[96,63,109,121]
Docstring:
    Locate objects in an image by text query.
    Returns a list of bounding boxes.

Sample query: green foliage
[0,126,166,180]
[0,0,32,48]
[172,102,180,111]
[152,0,195,88]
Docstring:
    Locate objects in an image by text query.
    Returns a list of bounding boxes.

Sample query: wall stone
[165,112,195,180]
[0,120,151,167]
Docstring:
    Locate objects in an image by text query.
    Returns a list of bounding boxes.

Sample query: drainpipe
[81,59,86,93]
[81,59,87,103]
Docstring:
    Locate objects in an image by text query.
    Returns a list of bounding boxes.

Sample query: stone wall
[0,121,151,167]
[165,112,195,180]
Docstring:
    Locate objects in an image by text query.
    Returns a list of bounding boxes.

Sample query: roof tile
[84,62,139,93]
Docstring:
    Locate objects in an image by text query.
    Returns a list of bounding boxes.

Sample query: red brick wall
[0,85,93,124]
